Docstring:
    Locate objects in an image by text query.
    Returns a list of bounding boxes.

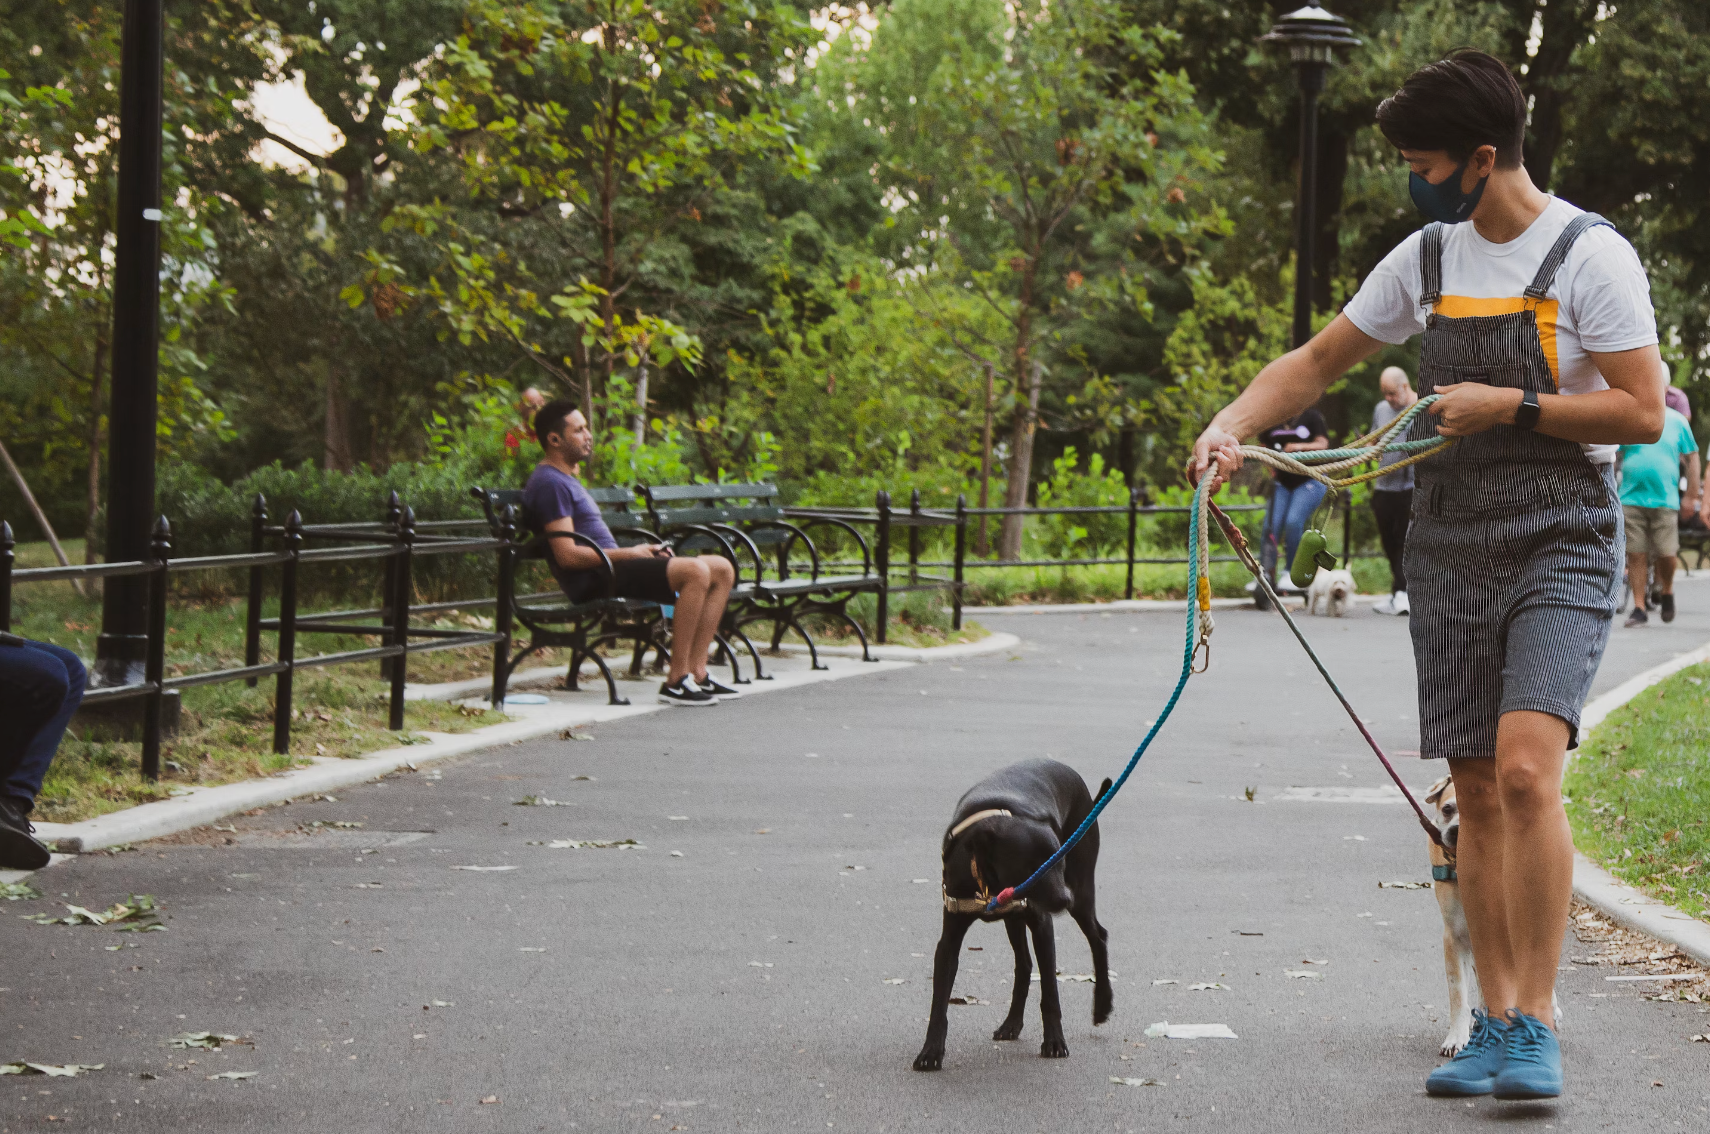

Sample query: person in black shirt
[1256,407,1329,592]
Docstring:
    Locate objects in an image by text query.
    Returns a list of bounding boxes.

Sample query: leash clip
[1191,635,1211,674]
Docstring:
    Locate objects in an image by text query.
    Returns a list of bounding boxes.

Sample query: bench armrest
[538,530,618,600]
[660,524,746,586]
[745,520,820,582]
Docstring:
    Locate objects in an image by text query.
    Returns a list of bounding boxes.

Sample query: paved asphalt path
[7,589,1710,1133]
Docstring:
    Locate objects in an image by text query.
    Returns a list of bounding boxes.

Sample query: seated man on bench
[523,399,739,706]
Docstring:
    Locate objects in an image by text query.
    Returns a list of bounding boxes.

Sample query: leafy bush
[1033,447,1129,561]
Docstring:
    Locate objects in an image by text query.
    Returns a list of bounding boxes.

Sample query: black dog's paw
[991,1017,1024,1042]
[1093,986,1114,1025]
[1040,1037,1069,1059]
[913,1048,944,1072]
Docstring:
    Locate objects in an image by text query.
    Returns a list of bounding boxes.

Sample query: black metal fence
[0,483,1380,774]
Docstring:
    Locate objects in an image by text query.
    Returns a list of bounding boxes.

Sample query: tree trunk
[84,332,107,567]
[1520,0,1596,191]
[632,349,649,449]
[975,362,995,558]
[324,368,354,471]
[998,359,1044,560]
[1311,127,1349,317]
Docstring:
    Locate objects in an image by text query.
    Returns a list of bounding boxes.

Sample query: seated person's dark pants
[0,639,87,811]
[1370,488,1413,593]
[556,556,677,605]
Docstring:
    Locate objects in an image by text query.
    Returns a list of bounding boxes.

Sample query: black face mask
[1409,160,1488,224]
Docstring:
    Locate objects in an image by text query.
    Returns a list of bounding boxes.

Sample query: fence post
[379,490,401,679]
[908,488,921,586]
[952,494,966,631]
[1125,486,1140,601]
[140,516,171,782]
[388,505,415,730]
[490,504,517,708]
[0,521,12,633]
[874,489,891,645]
[1341,489,1352,563]
[244,493,267,686]
[272,511,301,757]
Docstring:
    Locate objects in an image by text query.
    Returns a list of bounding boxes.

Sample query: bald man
[1371,367,1419,615]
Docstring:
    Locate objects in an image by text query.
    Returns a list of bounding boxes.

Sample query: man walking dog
[1192,51,1664,1100]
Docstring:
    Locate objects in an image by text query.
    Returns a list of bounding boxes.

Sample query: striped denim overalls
[1404,213,1625,759]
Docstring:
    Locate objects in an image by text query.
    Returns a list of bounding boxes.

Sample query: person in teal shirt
[1618,406,1701,625]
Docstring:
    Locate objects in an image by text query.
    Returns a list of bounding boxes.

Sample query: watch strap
[1515,389,1541,431]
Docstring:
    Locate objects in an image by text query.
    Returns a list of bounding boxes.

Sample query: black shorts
[558,555,676,605]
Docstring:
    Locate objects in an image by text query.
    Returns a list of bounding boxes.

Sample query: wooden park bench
[471,485,745,705]
[640,482,884,670]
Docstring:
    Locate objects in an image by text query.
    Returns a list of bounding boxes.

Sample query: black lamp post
[1262,6,1360,350]
[94,0,166,689]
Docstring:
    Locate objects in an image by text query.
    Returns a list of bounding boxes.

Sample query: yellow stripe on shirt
[1432,295,1561,389]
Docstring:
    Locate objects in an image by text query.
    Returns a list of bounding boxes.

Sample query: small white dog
[1306,567,1354,617]
[1424,775,1560,1055]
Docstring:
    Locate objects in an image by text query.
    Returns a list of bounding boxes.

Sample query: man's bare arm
[1190,315,1387,487]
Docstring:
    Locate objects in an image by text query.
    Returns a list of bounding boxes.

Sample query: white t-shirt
[1343,197,1657,465]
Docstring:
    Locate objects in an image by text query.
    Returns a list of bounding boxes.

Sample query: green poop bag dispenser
[1289,529,1339,589]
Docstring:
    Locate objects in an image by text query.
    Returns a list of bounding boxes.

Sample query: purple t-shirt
[521,464,617,553]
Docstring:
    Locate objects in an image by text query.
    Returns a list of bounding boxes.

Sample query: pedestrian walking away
[1616,398,1700,626]
[1190,50,1666,1103]
[0,633,86,869]
[1370,366,1418,615]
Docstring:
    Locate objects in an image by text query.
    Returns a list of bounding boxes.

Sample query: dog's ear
[1423,775,1452,805]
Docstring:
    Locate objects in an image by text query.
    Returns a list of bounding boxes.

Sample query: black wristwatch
[1514,389,1541,432]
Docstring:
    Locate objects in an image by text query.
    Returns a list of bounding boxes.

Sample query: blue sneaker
[1425,1010,1508,1096]
[1493,1010,1562,1100]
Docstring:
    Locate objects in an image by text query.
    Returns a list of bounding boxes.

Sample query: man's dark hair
[532,399,581,450]
[1375,49,1526,170]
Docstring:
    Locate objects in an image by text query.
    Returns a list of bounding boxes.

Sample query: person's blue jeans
[0,640,86,809]
[1262,479,1329,584]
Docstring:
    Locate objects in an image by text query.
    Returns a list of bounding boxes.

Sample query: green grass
[1564,661,1710,923]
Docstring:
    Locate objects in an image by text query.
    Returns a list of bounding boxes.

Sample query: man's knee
[708,555,734,584]
[671,555,712,590]
[1449,760,1501,821]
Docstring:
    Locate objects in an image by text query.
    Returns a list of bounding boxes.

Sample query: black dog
[912,758,1113,1070]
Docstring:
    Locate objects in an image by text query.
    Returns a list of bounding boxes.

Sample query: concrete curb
[1568,638,1710,964]
[22,657,912,861]
[961,595,1394,616]
[772,631,1021,662]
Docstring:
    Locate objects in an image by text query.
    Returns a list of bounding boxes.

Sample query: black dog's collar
[942,883,1027,916]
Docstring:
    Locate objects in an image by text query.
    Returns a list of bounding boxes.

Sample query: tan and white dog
[1307,567,1355,617]
[1424,775,1560,1056]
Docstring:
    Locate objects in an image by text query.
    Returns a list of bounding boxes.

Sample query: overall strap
[1418,222,1445,308]
[1524,212,1614,300]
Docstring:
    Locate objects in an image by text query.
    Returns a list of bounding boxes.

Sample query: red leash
[1208,501,1446,849]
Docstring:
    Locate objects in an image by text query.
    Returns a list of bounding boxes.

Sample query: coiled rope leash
[985,398,1448,913]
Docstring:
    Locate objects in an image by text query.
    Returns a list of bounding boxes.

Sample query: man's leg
[1445,757,1516,1015]
[663,556,712,685]
[1372,489,1410,593]
[1449,711,1573,1025]
[1625,552,1649,613]
[1657,554,1677,594]
[688,555,735,682]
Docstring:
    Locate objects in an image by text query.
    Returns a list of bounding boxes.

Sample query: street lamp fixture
[1262,6,1360,349]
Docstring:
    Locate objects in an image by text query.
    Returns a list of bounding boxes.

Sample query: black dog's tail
[1096,777,1113,806]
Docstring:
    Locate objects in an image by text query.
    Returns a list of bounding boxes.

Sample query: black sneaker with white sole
[0,795,51,871]
[658,676,716,707]
[695,675,743,701]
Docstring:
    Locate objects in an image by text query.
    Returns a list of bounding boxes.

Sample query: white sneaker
[1244,578,1259,594]
[1393,590,1410,615]
[1373,594,1397,615]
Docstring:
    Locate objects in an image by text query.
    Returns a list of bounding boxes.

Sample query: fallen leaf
[1284,970,1322,980]
[948,996,988,1005]
[882,978,906,985]
[2,882,43,901]
[1143,1022,1238,1040]
[519,947,547,953]
[558,730,594,741]
[1302,958,1329,965]
[1651,1080,1664,1087]
[669,851,685,858]
[0,1063,104,1077]
[534,839,644,850]
[1378,881,1431,890]
[1110,1076,1165,1087]
[479,1095,499,1104]
[1187,982,1229,991]
[170,1032,239,1050]
[206,1071,257,1081]
[1152,979,1179,986]
[1689,1034,1708,1043]
[430,1000,454,1007]
[513,796,571,807]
